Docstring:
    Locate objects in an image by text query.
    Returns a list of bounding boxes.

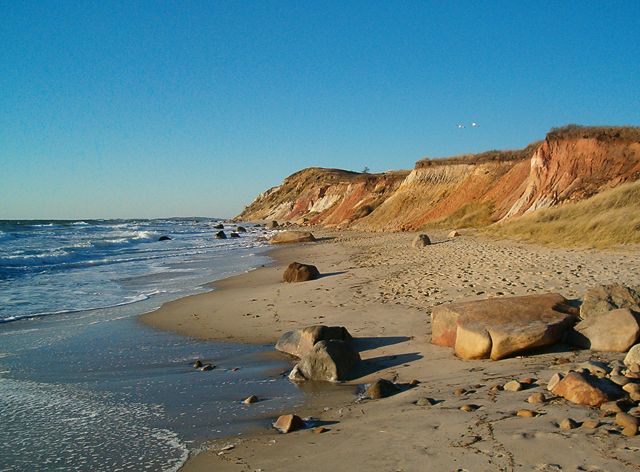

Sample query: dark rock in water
[215,231,227,239]
[273,414,304,433]
[213,223,224,230]
[230,232,240,238]
[200,363,214,371]
[235,226,247,233]
[288,340,360,382]
[366,379,401,399]
[193,360,203,369]
[158,235,171,241]
[283,262,320,283]
[275,325,353,358]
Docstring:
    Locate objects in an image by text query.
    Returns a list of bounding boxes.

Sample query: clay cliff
[237,126,640,231]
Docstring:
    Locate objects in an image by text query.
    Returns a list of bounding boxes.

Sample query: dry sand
[141,230,640,471]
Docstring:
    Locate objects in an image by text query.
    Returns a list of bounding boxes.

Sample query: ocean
[0,219,303,471]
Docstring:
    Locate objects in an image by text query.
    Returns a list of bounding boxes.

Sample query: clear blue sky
[1,1,638,219]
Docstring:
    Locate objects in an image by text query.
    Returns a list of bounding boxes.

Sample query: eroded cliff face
[237,127,640,231]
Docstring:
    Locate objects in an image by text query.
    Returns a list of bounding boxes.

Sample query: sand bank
[142,230,640,471]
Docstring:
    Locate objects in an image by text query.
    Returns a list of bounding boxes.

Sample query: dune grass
[485,180,640,248]
[424,201,495,229]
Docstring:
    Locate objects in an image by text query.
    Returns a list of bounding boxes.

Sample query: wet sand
[141,229,640,471]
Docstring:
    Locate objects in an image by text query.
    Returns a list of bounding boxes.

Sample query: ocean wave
[0,290,164,324]
[0,231,159,268]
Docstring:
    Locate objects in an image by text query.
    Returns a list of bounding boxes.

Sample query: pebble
[460,404,480,412]
[504,380,523,392]
[559,418,579,430]
[415,397,437,407]
[454,388,467,396]
[610,375,631,386]
[243,395,259,404]
[582,419,600,429]
[312,427,328,434]
[516,409,537,417]
[527,392,546,404]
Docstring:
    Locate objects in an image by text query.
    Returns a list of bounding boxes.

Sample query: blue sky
[1,1,638,219]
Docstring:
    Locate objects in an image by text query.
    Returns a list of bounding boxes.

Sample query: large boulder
[580,284,640,319]
[214,230,227,239]
[567,308,640,352]
[235,226,247,233]
[431,293,578,360]
[269,231,316,244]
[283,262,320,283]
[288,340,360,382]
[551,371,623,407]
[275,325,352,358]
[412,234,431,248]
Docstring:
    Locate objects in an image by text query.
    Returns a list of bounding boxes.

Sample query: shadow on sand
[352,352,423,378]
[317,271,348,279]
[353,336,411,352]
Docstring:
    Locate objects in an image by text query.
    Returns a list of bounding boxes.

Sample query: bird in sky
[471,122,478,127]
[457,123,465,129]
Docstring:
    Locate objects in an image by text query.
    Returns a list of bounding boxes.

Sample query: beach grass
[485,180,640,248]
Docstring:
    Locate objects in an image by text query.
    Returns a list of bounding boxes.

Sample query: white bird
[471,122,478,127]
[457,124,465,129]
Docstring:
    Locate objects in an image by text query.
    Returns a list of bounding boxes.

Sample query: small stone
[504,380,523,392]
[366,379,401,399]
[615,412,639,430]
[622,426,638,436]
[409,379,420,386]
[490,384,503,392]
[527,392,546,404]
[516,409,537,417]
[454,387,467,396]
[312,426,328,434]
[415,397,437,407]
[578,361,610,376]
[460,404,480,412]
[622,382,640,401]
[243,395,259,404]
[610,375,631,386]
[559,418,579,430]
[520,377,535,385]
[601,400,625,414]
[582,419,600,429]
[547,373,563,391]
[273,414,305,433]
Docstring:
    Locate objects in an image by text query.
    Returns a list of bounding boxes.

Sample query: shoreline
[141,229,640,471]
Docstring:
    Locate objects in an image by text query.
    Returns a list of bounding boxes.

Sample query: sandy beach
[141,229,640,471]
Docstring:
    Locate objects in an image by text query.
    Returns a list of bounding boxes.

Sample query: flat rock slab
[431,293,578,360]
